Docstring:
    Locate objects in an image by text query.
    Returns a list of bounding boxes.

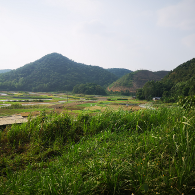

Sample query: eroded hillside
[108,70,169,92]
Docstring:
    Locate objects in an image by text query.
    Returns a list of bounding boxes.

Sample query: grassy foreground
[0,107,195,194]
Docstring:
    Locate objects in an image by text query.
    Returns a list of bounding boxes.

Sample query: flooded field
[0,93,8,96]
[0,91,147,125]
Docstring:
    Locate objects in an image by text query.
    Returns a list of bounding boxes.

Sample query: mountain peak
[42,52,68,59]
[0,53,117,92]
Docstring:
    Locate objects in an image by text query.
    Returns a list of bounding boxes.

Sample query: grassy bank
[0,106,195,194]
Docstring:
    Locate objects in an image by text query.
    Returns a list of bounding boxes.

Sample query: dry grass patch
[84,106,106,112]
[20,111,40,117]
[107,104,143,111]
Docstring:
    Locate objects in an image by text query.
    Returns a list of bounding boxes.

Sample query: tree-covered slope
[0,53,117,92]
[73,83,107,95]
[108,70,169,93]
[163,58,195,84]
[137,58,195,100]
[161,58,195,97]
[0,69,12,74]
[106,68,132,78]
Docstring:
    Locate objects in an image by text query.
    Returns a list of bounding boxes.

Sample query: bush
[177,96,195,110]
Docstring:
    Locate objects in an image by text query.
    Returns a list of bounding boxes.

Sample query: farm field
[0,91,146,125]
[0,91,195,194]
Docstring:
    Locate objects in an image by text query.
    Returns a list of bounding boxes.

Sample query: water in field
[22,103,50,106]
[0,104,11,107]
[58,101,66,103]
[139,103,154,109]
[0,99,52,102]
[0,93,8,96]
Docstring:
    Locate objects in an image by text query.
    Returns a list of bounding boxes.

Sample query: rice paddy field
[0,91,146,123]
[0,91,195,194]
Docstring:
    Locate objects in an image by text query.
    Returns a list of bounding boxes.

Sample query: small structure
[153,97,161,101]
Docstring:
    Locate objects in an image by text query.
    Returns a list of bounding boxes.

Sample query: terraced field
[0,91,146,126]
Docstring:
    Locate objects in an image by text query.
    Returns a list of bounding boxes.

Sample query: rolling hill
[106,68,132,78]
[0,53,118,92]
[107,70,169,93]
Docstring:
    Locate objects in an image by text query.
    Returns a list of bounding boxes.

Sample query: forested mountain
[107,70,169,93]
[137,58,195,101]
[106,68,132,78]
[0,69,12,74]
[0,53,118,92]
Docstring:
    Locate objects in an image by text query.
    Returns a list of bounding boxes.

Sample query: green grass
[0,106,195,194]
[0,106,51,116]
[12,95,51,99]
[78,103,98,107]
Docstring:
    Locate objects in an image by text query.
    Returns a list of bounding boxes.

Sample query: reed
[0,107,195,194]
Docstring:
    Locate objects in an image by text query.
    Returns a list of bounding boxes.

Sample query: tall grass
[0,107,195,194]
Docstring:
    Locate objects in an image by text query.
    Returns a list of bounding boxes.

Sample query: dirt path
[0,115,28,126]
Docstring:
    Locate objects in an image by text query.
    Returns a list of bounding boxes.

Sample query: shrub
[177,96,195,110]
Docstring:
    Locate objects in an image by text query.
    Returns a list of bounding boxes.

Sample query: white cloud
[157,0,195,30]
[182,33,195,47]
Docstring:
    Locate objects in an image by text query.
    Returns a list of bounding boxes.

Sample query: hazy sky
[0,0,195,71]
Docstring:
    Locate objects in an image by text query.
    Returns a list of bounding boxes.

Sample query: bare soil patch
[20,111,40,117]
[96,97,108,101]
[0,115,28,125]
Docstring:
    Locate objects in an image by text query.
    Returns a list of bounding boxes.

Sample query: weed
[0,106,195,194]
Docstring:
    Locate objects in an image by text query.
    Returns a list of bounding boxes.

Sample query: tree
[136,88,145,100]
[73,83,107,95]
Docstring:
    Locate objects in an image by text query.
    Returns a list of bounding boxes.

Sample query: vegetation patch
[0,105,194,194]
[73,83,107,95]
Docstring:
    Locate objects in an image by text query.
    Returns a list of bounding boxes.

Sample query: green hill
[108,70,169,93]
[163,58,195,84]
[106,68,132,78]
[0,53,117,92]
[137,58,195,100]
[0,69,12,74]
[162,58,195,96]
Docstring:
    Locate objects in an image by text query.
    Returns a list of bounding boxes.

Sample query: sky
[0,0,195,71]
